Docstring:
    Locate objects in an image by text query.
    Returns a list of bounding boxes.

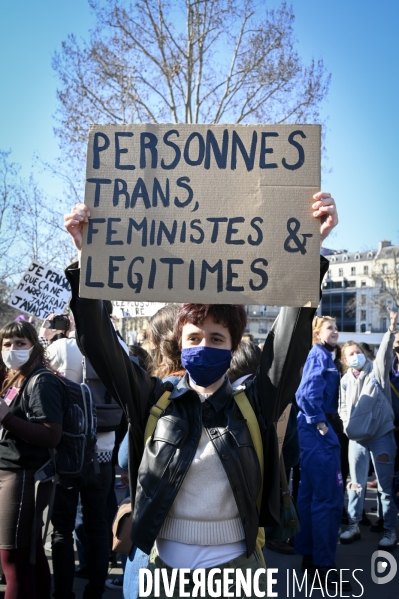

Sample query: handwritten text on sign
[112,301,166,318]
[81,124,321,306]
[9,262,71,319]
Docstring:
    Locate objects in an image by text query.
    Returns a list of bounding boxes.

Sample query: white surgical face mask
[348,353,366,370]
[1,348,33,370]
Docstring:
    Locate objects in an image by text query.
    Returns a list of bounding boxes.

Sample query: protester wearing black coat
[65,257,328,556]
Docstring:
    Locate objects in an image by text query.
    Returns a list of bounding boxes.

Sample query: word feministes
[80,124,321,307]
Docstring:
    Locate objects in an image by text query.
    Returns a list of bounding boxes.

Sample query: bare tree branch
[51,0,330,175]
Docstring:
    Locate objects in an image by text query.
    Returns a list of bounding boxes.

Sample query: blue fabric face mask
[348,353,366,370]
[181,346,232,388]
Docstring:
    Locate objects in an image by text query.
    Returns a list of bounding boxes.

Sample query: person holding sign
[63,193,337,596]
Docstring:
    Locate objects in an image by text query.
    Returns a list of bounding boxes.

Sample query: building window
[361,294,366,305]
[351,267,356,275]
[363,265,369,275]
[361,280,366,287]
[339,268,343,277]
[360,323,366,333]
[381,317,387,330]
[360,310,366,320]
[382,263,388,274]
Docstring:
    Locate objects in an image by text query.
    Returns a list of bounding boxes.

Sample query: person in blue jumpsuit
[294,315,346,586]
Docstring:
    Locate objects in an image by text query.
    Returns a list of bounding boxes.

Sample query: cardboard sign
[112,301,166,318]
[8,262,71,319]
[80,124,321,306]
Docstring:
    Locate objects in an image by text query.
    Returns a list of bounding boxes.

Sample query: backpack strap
[144,391,172,445]
[145,388,266,509]
[233,390,264,510]
[233,390,266,566]
[390,381,399,398]
[144,388,267,564]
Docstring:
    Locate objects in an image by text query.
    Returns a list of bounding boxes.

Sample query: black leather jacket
[66,257,328,556]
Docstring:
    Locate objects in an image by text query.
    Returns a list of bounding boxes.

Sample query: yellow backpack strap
[233,390,264,510]
[233,389,265,566]
[144,391,172,445]
[390,381,399,398]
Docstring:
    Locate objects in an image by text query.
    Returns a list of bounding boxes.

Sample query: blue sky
[0,0,398,253]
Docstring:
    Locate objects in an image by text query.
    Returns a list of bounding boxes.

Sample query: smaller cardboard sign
[8,262,71,320]
[112,301,166,318]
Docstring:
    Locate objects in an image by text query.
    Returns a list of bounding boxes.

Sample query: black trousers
[51,461,112,599]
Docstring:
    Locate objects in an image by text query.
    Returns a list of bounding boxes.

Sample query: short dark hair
[358,342,373,358]
[128,345,152,373]
[227,340,262,383]
[175,304,247,352]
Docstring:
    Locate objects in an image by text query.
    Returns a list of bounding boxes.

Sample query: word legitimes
[84,255,268,293]
[139,567,275,598]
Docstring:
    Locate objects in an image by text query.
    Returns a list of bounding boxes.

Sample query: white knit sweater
[158,394,245,546]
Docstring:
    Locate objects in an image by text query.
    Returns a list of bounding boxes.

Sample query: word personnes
[287,568,364,597]
[139,567,276,598]
[91,128,307,173]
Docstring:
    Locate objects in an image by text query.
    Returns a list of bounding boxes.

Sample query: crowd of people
[0,193,398,599]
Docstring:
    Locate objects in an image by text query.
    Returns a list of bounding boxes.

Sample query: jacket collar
[170,373,233,412]
[315,343,335,362]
